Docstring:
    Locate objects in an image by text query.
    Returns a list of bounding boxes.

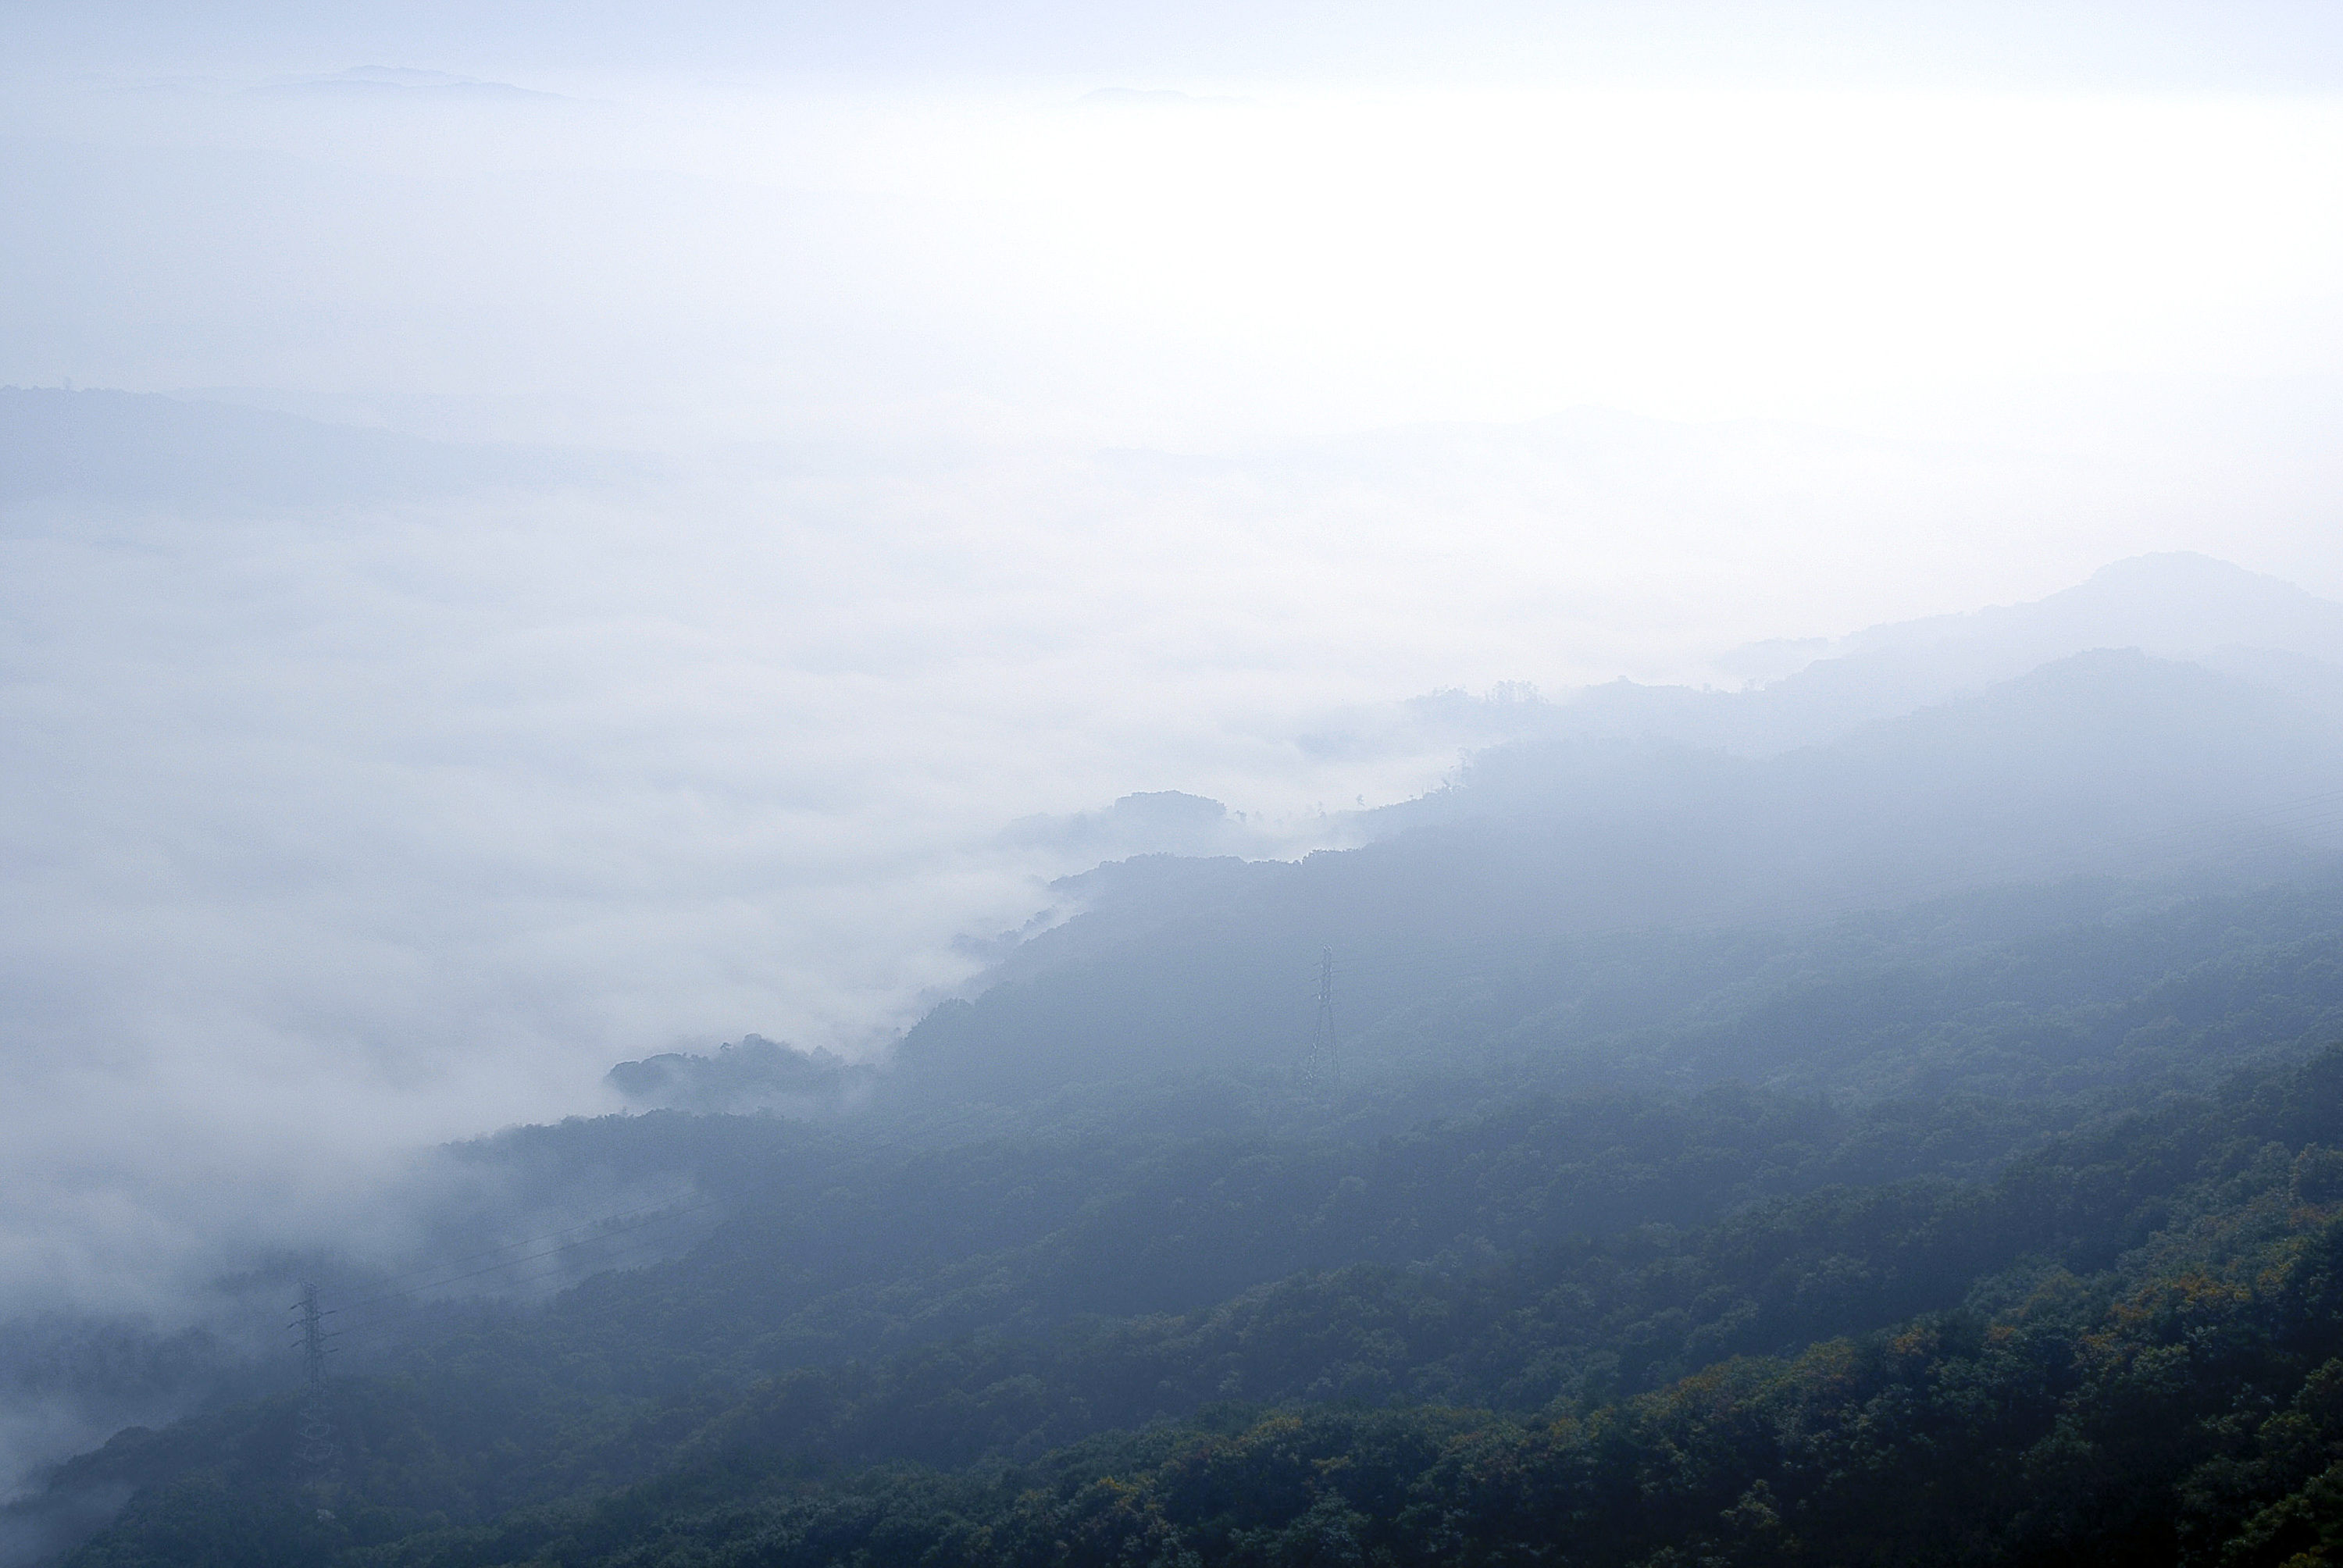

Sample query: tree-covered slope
[23,642,2343,1566]
[897,652,2343,1108]
[49,1041,2343,1567]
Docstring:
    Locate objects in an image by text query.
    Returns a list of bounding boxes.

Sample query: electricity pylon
[1304,947,1338,1101]
[289,1282,337,1488]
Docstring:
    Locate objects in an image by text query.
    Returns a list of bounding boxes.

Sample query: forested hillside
[45,1025,2343,1565]
[14,846,2343,1564]
[19,593,2343,1566]
[892,649,2343,1110]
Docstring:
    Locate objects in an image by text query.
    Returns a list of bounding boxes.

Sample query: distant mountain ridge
[900,637,2343,1107]
[0,387,658,515]
[1274,554,2343,818]
[1476,552,2343,760]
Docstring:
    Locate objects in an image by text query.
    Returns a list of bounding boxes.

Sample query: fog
[7,0,2343,1519]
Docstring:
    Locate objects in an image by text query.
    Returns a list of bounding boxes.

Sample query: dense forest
[16,846,2343,1565]
[67,1042,2343,1568]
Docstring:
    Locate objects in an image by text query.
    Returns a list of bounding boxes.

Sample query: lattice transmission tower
[289,1281,338,1488]
[1303,947,1338,1100]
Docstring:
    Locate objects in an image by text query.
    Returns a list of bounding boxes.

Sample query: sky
[8,1,2343,459]
[5,0,2343,1441]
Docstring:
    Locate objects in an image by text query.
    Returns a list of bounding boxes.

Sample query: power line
[326,1225,706,1351]
[299,1203,726,1367]
[329,1196,721,1320]
[303,1199,719,1349]
[340,1194,717,1301]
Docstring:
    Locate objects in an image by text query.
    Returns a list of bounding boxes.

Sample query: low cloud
[5,389,2343,1355]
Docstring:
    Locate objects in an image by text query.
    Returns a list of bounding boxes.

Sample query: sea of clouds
[3,3,2343,1500]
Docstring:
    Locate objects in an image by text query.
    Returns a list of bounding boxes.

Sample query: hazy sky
[16,2,2343,92]
[5,0,2343,1377]
[6,0,2343,460]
